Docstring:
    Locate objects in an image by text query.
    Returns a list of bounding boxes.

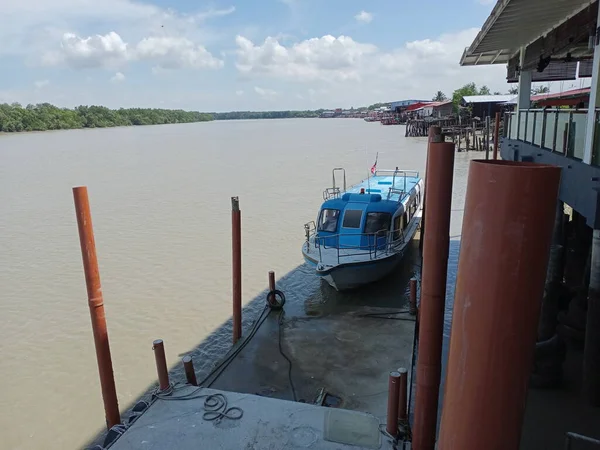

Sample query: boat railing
[387,188,406,201]
[323,187,341,200]
[304,226,404,264]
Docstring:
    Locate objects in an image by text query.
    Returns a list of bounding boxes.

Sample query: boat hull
[318,253,403,291]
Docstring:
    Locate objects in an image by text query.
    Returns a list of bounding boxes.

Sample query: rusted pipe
[419,126,442,254]
[437,160,561,450]
[409,278,417,316]
[268,270,276,305]
[397,367,408,422]
[232,197,242,344]
[182,355,198,386]
[584,229,600,406]
[153,339,170,391]
[73,186,121,429]
[386,371,401,436]
[493,112,500,160]
[412,140,455,450]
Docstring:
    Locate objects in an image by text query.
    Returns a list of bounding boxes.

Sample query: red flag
[370,152,378,174]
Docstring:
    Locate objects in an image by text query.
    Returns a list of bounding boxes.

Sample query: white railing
[504,109,594,162]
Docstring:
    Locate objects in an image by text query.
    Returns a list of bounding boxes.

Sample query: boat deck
[105,239,421,450]
[346,173,420,203]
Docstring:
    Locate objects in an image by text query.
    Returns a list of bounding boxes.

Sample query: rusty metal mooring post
[397,367,409,422]
[232,197,242,344]
[437,160,561,450]
[268,270,276,305]
[584,229,600,406]
[412,138,455,450]
[386,371,401,436]
[73,186,121,429]
[493,112,500,160]
[182,355,198,386]
[419,126,442,254]
[153,339,170,391]
[409,278,417,316]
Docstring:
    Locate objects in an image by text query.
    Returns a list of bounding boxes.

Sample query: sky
[0,0,590,112]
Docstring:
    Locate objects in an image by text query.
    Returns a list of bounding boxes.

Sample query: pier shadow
[84,239,422,449]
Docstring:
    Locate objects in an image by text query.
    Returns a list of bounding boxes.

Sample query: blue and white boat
[302,167,424,291]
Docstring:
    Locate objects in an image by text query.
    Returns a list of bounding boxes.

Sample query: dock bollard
[268,271,276,305]
[73,186,121,429]
[182,356,198,386]
[386,371,401,436]
[232,197,242,344]
[152,339,170,391]
[409,278,417,316]
[397,367,408,422]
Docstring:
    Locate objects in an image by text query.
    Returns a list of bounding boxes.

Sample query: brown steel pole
[493,112,500,160]
[386,371,401,436]
[409,278,418,316]
[182,355,198,386]
[153,339,170,391]
[419,126,443,255]
[268,270,276,305]
[437,160,561,450]
[412,139,455,450]
[73,186,121,429]
[398,367,409,422]
[232,197,242,344]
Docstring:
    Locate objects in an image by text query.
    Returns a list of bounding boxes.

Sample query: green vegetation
[432,91,447,102]
[212,110,322,120]
[0,103,213,132]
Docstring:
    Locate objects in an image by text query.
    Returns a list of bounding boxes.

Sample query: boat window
[342,209,363,229]
[393,215,405,240]
[318,209,340,232]
[365,212,391,234]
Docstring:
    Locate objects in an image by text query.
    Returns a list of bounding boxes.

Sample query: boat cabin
[315,186,421,250]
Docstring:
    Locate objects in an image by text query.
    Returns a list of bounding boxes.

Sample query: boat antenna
[366,148,371,193]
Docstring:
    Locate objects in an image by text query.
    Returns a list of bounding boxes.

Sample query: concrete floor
[210,288,416,423]
[520,344,600,450]
[110,386,397,450]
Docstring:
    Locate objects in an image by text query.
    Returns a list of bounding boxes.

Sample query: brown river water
[0,119,474,449]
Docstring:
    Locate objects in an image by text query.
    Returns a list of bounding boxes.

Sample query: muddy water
[0,119,476,449]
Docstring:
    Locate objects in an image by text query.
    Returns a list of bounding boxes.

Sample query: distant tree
[451,82,479,111]
[507,86,519,95]
[493,91,502,95]
[479,85,491,95]
[531,85,550,95]
[432,91,447,102]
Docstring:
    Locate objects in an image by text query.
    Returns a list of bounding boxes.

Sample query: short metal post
[387,371,401,436]
[182,355,198,386]
[409,278,417,315]
[73,186,121,429]
[398,367,408,422]
[268,270,276,305]
[232,197,242,344]
[153,339,170,391]
[493,112,500,160]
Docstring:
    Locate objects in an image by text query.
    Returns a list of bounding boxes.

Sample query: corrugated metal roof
[460,0,594,66]
[462,95,516,104]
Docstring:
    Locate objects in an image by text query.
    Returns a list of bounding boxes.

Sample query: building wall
[433,104,453,118]
[500,137,600,228]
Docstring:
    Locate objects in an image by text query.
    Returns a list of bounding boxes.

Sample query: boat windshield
[318,209,340,232]
[364,212,392,234]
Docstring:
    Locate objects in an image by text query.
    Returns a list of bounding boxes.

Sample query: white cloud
[110,72,125,83]
[34,80,50,89]
[41,32,223,70]
[135,36,223,69]
[354,11,373,24]
[236,90,244,96]
[234,28,507,103]
[193,6,236,21]
[254,86,278,98]
[42,32,129,69]
[236,35,377,82]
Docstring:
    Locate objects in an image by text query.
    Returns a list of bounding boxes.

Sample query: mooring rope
[155,384,243,422]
